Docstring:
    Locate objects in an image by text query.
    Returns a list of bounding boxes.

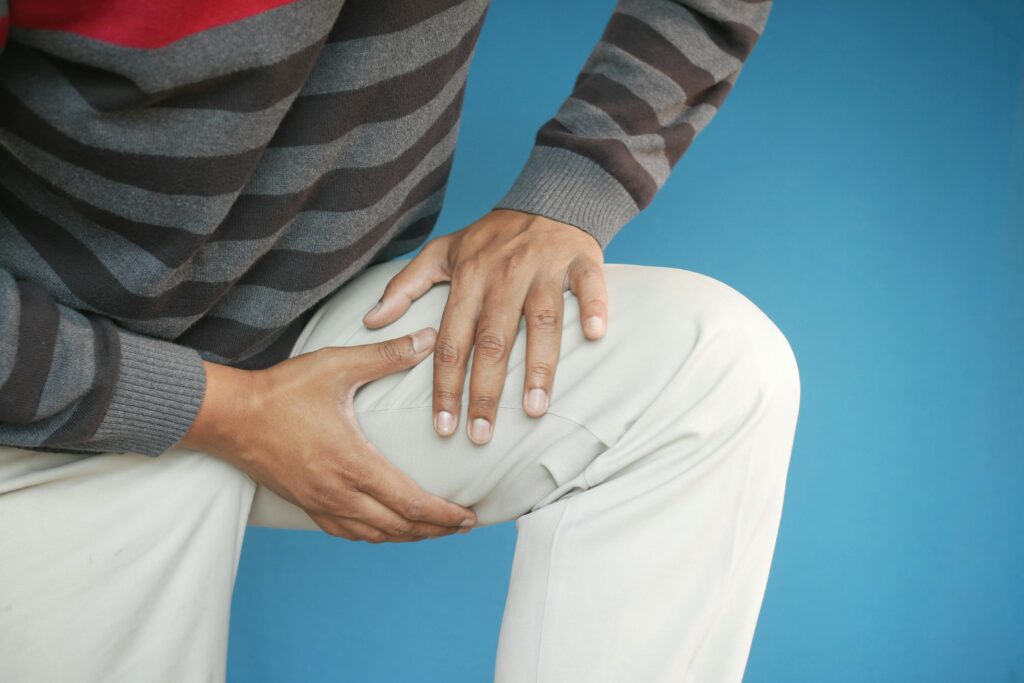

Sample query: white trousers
[0,260,800,683]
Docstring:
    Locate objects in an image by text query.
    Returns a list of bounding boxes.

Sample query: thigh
[0,446,255,682]
[250,257,784,530]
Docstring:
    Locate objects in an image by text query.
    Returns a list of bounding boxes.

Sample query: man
[0,0,799,681]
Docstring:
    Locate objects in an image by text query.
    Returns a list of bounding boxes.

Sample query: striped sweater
[0,0,772,457]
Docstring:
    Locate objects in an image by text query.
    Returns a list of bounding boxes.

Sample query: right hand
[180,327,478,543]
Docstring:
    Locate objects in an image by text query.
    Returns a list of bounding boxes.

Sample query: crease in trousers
[0,259,801,682]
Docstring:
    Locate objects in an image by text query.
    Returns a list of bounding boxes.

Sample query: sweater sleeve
[0,8,206,457]
[494,0,773,249]
[0,269,207,457]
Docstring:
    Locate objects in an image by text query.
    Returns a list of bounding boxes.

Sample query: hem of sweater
[90,330,207,457]
[492,145,639,250]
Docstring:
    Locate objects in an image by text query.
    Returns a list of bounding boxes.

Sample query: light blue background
[229,1,1024,680]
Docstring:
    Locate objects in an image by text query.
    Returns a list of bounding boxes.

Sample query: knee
[606,264,801,416]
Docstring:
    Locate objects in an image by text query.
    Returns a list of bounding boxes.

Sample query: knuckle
[528,360,555,379]
[391,522,415,536]
[474,329,507,361]
[502,255,524,278]
[433,387,460,405]
[376,339,407,365]
[318,519,350,539]
[332,460,371,491]
[528,308,560,332]
[302,478,338,513]
[434,337,461,367]
[471,393,498,411]
[403,498,426,521]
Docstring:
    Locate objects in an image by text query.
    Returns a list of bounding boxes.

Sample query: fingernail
[525,387,548,414]
[460,517,475,528]
[364,300,382,319]
[585,316,604,336]
[435,410,456,436]
[411,327,434,353]
[469,417,491,444]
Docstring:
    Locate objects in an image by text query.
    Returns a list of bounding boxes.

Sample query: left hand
[362,209,608,444]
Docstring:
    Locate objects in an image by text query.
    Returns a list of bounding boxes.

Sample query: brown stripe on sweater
[535,119,657,209]
[0,148,453,322]
[0,97,458,320]
[272,9,483,146]
[0,147,208,268]
[0,16,479,197]
[0,87,265,196]
[571,71,702,165]
[236,159,452,290]
[328,0,473,43]
[602,13,718,103]
[228,307,317,369]
[0,80,464,276]
[0,182,228,319]
[0,281,60,424]
[173,213,442,358]
[0,78,465,264]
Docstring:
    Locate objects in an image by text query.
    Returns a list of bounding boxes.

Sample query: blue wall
[229,1,1024,680]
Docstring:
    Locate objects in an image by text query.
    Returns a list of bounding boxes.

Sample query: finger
[432,269,485,437]
[521,279,565,418]
[347,492,471,540]
[358,451,478,529]
[466,284,529,444]
[342,327,437,387]
[567,257,608,340]
[363,239,449,329]
[330,517,426,544]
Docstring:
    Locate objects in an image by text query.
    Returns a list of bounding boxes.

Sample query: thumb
[342,327,437,387]
[363,241,449,329]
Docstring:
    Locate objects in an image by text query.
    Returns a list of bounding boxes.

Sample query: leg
[0,447,256,682]
[250,258,801,682]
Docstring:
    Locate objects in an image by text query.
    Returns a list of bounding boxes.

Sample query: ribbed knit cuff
[91,330,207,457]
[493,146,640,250]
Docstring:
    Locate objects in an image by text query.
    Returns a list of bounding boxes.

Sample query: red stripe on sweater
[10,0,299,49]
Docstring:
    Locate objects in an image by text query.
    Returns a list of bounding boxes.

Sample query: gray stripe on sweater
[3,124,456,303]
[0,220,83,310]
[247,59,470,194]
[617,0,744,80]
[670,0,771,28]
[555,97,672,186]
[0,272,16,387]
[208,193,446,328]
[304,0,486,94]
[36,309,96,420]
[1,49,295,156]
[0,130,238,231]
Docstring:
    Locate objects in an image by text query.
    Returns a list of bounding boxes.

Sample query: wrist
[179,360,259,464]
